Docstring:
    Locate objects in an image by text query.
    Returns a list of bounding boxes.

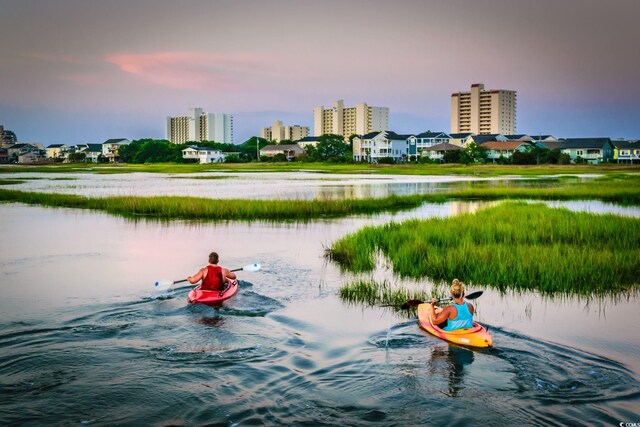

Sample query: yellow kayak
[417,303,493,348]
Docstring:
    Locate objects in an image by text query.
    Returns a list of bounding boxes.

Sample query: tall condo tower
[450,84,516,135]
[313,100,389,139]
[166,108,234,144]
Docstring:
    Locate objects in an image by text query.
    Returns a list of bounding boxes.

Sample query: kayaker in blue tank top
[429,279,475,331]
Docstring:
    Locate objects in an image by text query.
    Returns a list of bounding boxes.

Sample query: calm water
[1,173,639,425]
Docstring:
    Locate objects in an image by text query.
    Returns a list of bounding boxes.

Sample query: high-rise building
[0,125,18,147]
[313,100,389,139]
[166,108,234,144]
[261,121,310,142]
[451,84,516,135]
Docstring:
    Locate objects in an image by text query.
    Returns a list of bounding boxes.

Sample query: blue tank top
[443,302,474,331]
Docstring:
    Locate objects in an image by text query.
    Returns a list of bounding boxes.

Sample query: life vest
[201,265,224,291]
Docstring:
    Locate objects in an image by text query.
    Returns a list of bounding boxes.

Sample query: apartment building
[166,108,234,144]
[313,100,389,139]
[451,83,516,135]
[261,121,309,142]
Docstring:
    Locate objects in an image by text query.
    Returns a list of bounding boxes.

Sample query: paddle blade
[242,263,261,272]
[400,299,425,309]
[154,280,173,292]
[465,290,483,300]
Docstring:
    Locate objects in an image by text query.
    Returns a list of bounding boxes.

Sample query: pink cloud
[105,51,266,90]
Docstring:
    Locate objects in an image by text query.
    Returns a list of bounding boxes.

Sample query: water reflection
[428,345,476,397]
[2,171,592,201]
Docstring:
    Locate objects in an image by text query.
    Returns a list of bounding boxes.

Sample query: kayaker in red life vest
[429,279,475,331]
[187,252,237,291]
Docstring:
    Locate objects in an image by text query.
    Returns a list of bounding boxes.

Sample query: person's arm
[223,268,237,280]
[468,302,475,315]
[429,299,450,324]
[187,268,205,284]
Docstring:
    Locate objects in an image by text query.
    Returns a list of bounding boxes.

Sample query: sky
[1,0,639,146]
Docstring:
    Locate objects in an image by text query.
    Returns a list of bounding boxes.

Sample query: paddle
[399,290,484,309]
[154,263,261,291]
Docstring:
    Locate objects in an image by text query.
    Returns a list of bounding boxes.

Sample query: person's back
[201,265,224,291]
[442,301,474,331]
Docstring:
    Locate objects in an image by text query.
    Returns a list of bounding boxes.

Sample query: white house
[353,131,411,163]
[182,146,228,163]
[423,142,463,162]
[259,144,306,160]
[79,144,103,163]
[481,141,532,162]
[102,138,130,163]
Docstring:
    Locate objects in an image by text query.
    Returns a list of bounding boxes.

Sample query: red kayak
[188,278,239,305]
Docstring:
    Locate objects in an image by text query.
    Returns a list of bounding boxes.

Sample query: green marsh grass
[328,202,640,295]
[2,162,639,176]
[0,189,427,221]
[339,279,431,309]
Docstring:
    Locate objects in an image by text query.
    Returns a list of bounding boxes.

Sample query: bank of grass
[327,202,640,295]
[2,162,639,176]
[1,172,639,220]
[0,189,428,220]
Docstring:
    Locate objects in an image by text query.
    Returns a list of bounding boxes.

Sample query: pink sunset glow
[1,0,639,144]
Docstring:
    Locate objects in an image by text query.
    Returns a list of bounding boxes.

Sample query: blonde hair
[451,279,465,298]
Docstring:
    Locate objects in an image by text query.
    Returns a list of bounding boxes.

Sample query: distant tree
[442,150,461,164]
[239,136,269,161]
[558,153,571,165]
[223,154,243,163]
[315,134,349,161]
[460,142,487,164]
[512,150,536,165]
[545,149,561,164]
[377,156,395,164]
[271,153,288,162]
[67,152,86,163]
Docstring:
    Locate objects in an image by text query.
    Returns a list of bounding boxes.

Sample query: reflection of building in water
[450,201,498,216]
[310,181,443,200]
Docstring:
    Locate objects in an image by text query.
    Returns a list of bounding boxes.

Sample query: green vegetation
[0,179,26,185]
[339,279,431,309]
[0,189,427,221]
[2,161,638,176]
[1,173,639,221]
[327,202,640,295]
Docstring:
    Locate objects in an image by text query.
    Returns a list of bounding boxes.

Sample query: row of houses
[255,132,638,164]
[352,132,636,164]
[1,139,131,164]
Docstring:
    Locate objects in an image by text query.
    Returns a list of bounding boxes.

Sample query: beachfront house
[182,146,227,163]
[612,140,640,164]
[560,138,614,164]
[408,132,450,157]
[353,131,411,163]
[259,144,306,160]
[449,133,474,147]
[422,142,463,162]
[18,151,46,164]
[481,141,533,162]
[102,138,130,163]
[79,144,103,163]
[46,144,70,160]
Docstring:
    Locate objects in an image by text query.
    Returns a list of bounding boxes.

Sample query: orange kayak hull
[417,303,493,348]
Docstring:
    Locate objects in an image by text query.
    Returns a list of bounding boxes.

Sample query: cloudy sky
[1,0,639,145]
